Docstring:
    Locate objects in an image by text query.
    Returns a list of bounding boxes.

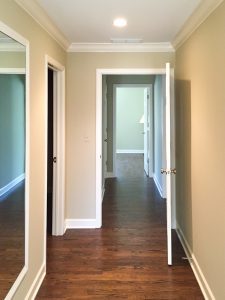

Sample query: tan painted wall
[66,52,174,219]
[175,2,225,298]
[0,51,26,68]
[0,0,66,299]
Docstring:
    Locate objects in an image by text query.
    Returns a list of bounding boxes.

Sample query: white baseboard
[65,218,98,229]
[0,173,25,197]
[5,266,27,300]
[25,263,46,300]
[105,172,115,178]
[176,224,215,300]
[116,149,144,154]
[153,174,163,198]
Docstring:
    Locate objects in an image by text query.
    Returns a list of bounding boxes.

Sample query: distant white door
[164,62,176,265]
[144,88,150,176]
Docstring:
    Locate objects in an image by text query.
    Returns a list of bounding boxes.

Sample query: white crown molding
[15,0,70,50]
[68,42,175,53]
[173,0,224,49]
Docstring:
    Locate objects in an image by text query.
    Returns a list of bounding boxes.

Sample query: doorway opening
[44,56,65,264]
[96,67,175,265]
[112,84,153,179]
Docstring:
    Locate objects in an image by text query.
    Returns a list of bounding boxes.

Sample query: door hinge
[53,157,57,163]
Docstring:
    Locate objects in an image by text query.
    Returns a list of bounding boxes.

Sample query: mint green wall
[116,87,144,151]
[0,74,25,188]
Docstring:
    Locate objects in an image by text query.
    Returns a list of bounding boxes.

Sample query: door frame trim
[96,68,171,228]
[44,55,65,250]
[112,84,153,177]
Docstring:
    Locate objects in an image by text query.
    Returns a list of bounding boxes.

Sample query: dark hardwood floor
[37,155,203,299]
[0,182,25,300]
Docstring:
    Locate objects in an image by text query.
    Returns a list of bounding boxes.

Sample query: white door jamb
[44,55,65,246]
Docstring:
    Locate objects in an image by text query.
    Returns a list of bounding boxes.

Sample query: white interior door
[164,62,176,265]
[144,88,150,176]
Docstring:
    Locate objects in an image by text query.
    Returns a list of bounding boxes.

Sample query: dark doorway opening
[47,68,54,235]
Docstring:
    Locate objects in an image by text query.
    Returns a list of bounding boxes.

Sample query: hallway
[37,157,203,299]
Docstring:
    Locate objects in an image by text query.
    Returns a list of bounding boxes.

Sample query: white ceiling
[36,0,202,44]
[15,0,223,50]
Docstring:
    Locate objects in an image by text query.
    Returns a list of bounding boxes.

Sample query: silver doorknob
[161,168,166,174]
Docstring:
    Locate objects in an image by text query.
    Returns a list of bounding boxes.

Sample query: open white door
[144,88,150,176]
[162,63,176,265]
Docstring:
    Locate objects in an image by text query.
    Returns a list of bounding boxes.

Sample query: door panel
[165,62,176,265]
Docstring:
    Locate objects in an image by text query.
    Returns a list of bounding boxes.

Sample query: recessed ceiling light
[113,18,127,28]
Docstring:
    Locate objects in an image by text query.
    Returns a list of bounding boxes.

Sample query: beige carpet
[115,153,145,178]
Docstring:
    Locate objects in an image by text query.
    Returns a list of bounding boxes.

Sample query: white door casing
[45,55,65,246]
[144,88,150,176]
[102,76,108,195]
[96,69,176,257]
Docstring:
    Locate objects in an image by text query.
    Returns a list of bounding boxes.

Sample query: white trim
[68,42,175,53]
[176,225,215,300]
[113,85,117,177]
[65,219,98,229]
[44,55,66,281]
[15,0,69,50]
[96,68,175,231]
[105,172,116,178]
[153,174,163,198]
[0,68,25,74]
[5,266,28,300]
[116,149,144,154]
[0,20,30,299]
[0,173,25,197]
[173,0,223,49]
[96,69,103,228]
[97,68,166,75]
[24,263,46,300]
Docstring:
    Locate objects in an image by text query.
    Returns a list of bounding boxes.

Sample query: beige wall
[0,0,66,299]
[66,52,174,219]
[0,51,26,68]
[175,2,225,298]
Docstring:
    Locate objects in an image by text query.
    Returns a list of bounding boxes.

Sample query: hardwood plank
[37,155,203,299]
[0,182,25,300]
